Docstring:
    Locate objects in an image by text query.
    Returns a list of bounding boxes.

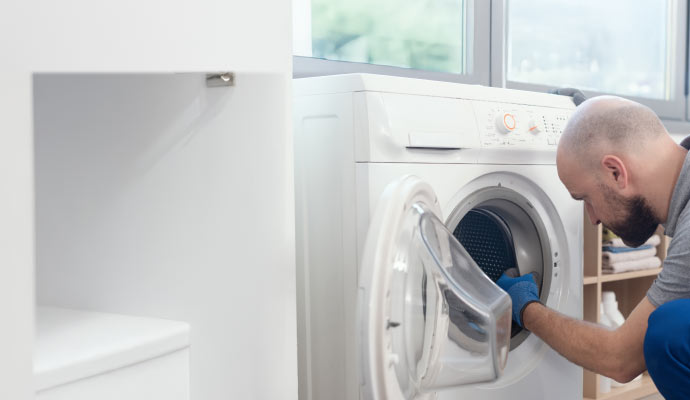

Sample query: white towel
[603,234,660,248]
[603,256,661,274]
[602,247,657,264]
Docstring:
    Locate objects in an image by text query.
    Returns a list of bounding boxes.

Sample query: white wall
[0,1,293,399]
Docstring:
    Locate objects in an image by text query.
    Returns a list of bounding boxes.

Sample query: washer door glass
[359,176,512,400]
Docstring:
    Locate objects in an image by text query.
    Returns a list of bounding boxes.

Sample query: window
[295,0,687,122]
[294,0,490,83]
[296,0,467,73]
[506,0,675,101]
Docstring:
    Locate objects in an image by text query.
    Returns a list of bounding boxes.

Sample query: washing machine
[294,74,582,400]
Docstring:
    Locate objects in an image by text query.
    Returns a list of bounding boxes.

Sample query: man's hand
[496,271,540,328]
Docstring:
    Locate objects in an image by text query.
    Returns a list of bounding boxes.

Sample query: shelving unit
[582,211,668,400]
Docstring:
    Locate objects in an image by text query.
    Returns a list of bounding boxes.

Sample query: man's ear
[601,155,628,189]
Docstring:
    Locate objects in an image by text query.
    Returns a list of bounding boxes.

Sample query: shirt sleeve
[647,211,690,307]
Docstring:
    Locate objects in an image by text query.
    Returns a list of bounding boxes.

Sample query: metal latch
[206,72,235,87]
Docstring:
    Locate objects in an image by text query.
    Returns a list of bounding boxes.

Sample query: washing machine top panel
[293,74,576,165]
[34,307,190,391]
[351,90,573,164]
[294,74,573,109]
[358,175,511,400]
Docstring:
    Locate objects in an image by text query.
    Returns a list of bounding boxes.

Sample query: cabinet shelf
[35,306,189,392]
[584,268,663,285]
[599,268,663,283]
[583,276,598,285]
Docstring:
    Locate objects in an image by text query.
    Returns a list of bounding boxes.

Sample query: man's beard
[602,185,659,247]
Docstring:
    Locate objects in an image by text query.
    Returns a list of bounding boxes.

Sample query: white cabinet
[0,2,295,398]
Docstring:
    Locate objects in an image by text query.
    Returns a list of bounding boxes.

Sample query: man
[497,95,690,400]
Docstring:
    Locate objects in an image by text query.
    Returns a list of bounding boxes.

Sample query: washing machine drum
[453,206,544,338]
[453,209,516,282]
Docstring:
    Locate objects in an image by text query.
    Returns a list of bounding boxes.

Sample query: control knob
[495,113,516,134]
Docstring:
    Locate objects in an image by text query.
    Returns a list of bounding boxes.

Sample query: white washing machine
[294,74,582,400]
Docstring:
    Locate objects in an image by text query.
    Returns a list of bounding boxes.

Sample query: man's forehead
[556,151,578,179]
[557,153,591,192]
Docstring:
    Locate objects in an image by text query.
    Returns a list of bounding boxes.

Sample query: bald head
[557,96,688,234]
[558,96,667,170]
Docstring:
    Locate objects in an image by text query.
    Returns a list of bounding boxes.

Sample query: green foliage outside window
[311,0,466,74]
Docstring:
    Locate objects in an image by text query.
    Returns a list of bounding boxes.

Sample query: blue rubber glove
[496,272,540,328]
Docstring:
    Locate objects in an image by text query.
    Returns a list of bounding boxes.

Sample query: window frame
[292,0,492,85]
[490,0,688,121]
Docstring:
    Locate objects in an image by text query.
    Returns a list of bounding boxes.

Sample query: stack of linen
[602,228,662,274]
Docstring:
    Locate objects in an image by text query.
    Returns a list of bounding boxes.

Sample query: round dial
[495,113,516,134]
[527,118,541,134]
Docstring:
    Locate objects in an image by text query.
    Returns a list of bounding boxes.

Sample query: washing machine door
[359,175,512,400]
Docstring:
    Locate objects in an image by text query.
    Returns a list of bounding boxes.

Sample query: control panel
[473,101,571,148]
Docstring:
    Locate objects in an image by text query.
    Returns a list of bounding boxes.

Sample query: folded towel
[603,234,660,249]
[603,256,661,274]
[602,244,653,253]
[602,247,657,264]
